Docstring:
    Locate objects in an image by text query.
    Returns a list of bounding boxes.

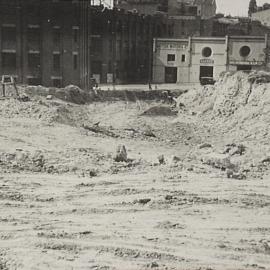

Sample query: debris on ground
[158,154,165,165]
[82,123,119,138]
[114,145,128,162]
[142,106,177,116]
[1,72,270,269]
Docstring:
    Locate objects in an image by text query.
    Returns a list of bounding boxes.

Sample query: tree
[248,0,257,16]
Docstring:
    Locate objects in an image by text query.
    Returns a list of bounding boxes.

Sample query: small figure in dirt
[148,82,152,90]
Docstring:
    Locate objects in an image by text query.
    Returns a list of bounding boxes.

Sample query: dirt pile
[0,98,75,124]
[142,105,177,116]
[22,84,94,104]
[179,71,270,117]
[177,71,270,177]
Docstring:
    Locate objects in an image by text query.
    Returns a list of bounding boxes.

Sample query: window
[52,28,61,46]
[109,39,113,52]
[108,60,112,73]
[91,37,102,54]
[52,78,62,88]
[2,52,16,69]
[202,47,212,57]
[73,28,79,43]
[240,46,251,57]
[53,53,60,71]
[28,53,40,69]
[73,53,78,70]
[27,77,41,85]
[167,54,175,62]
[2,26,16,44]
[181,54,186,62]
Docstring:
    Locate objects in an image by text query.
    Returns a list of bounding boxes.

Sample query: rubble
[114,145,128,162]
[202,153,236,171]
[142,106,177,116]
[158,155,165,165]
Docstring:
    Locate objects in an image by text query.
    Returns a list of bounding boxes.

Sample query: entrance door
[165,67,177,83]
[199,66,214,79]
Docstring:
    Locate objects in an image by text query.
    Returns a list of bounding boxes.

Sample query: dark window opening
[240,46,251,57]
[91,37,102,54]
[165,67,177,83]
[52,78,62,88]
[73,54,78,70]
[167,54,175,61]
[28,53,40,69]
[2,26,16,44]
[2,52,16,70]
[27,28,40,50]
[109,39,113,52]
[73,28,78,43]
[108,60,112,73]
[92,60,102,74]
[200,66,214,78]
[53,54,60,71]
[181,54,186,62]
[202,47,212,57]
[52,28,61,46]
[237,65,252,71]
[28,77,41,85]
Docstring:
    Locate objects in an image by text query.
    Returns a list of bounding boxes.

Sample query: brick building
[0,0,169,88]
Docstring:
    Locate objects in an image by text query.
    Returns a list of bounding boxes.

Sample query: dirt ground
[1,73,270,270]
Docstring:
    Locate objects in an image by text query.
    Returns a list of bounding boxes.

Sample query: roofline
[154,35,267,42]
[154,38,189,42]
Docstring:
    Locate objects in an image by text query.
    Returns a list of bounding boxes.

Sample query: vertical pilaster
[0,2,2,78]
[41,1,52,86]
[62,3,73,87]
[16,0,23,83]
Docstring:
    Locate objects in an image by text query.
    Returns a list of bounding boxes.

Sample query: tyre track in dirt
[1,171,270,270]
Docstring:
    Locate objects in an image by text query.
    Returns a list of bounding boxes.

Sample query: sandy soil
[0,83,270,269]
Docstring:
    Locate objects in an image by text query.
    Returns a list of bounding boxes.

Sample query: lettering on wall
[200,59,214,64]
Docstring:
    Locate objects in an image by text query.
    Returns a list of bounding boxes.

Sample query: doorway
[199,66,213,79]
[165,67,177,83]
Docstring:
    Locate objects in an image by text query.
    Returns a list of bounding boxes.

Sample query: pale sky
[216,0,270,16]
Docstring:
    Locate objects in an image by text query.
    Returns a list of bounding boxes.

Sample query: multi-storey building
[115,0,217,38]
[0,0,169,88]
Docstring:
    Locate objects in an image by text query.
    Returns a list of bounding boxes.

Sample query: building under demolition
[0,0,170,88]
[153,35,269,83]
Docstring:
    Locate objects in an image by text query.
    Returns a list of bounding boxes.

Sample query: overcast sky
[216,0,270,16]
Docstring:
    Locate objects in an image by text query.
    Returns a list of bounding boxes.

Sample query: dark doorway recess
[165,67,177,83]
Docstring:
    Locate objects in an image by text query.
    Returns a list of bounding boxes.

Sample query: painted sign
[200,59,214,64]
[230,60,264,66]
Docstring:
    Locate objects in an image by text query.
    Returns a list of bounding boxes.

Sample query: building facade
[115,0,217,38]
[252,9,270,27]
[114,0,168,15]
[153,35,268,83]
[0,0,169,88]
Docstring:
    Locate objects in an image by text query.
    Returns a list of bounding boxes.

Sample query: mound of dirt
[22,84,94,104]
[177,71,270,176]
[142,106,177,116]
